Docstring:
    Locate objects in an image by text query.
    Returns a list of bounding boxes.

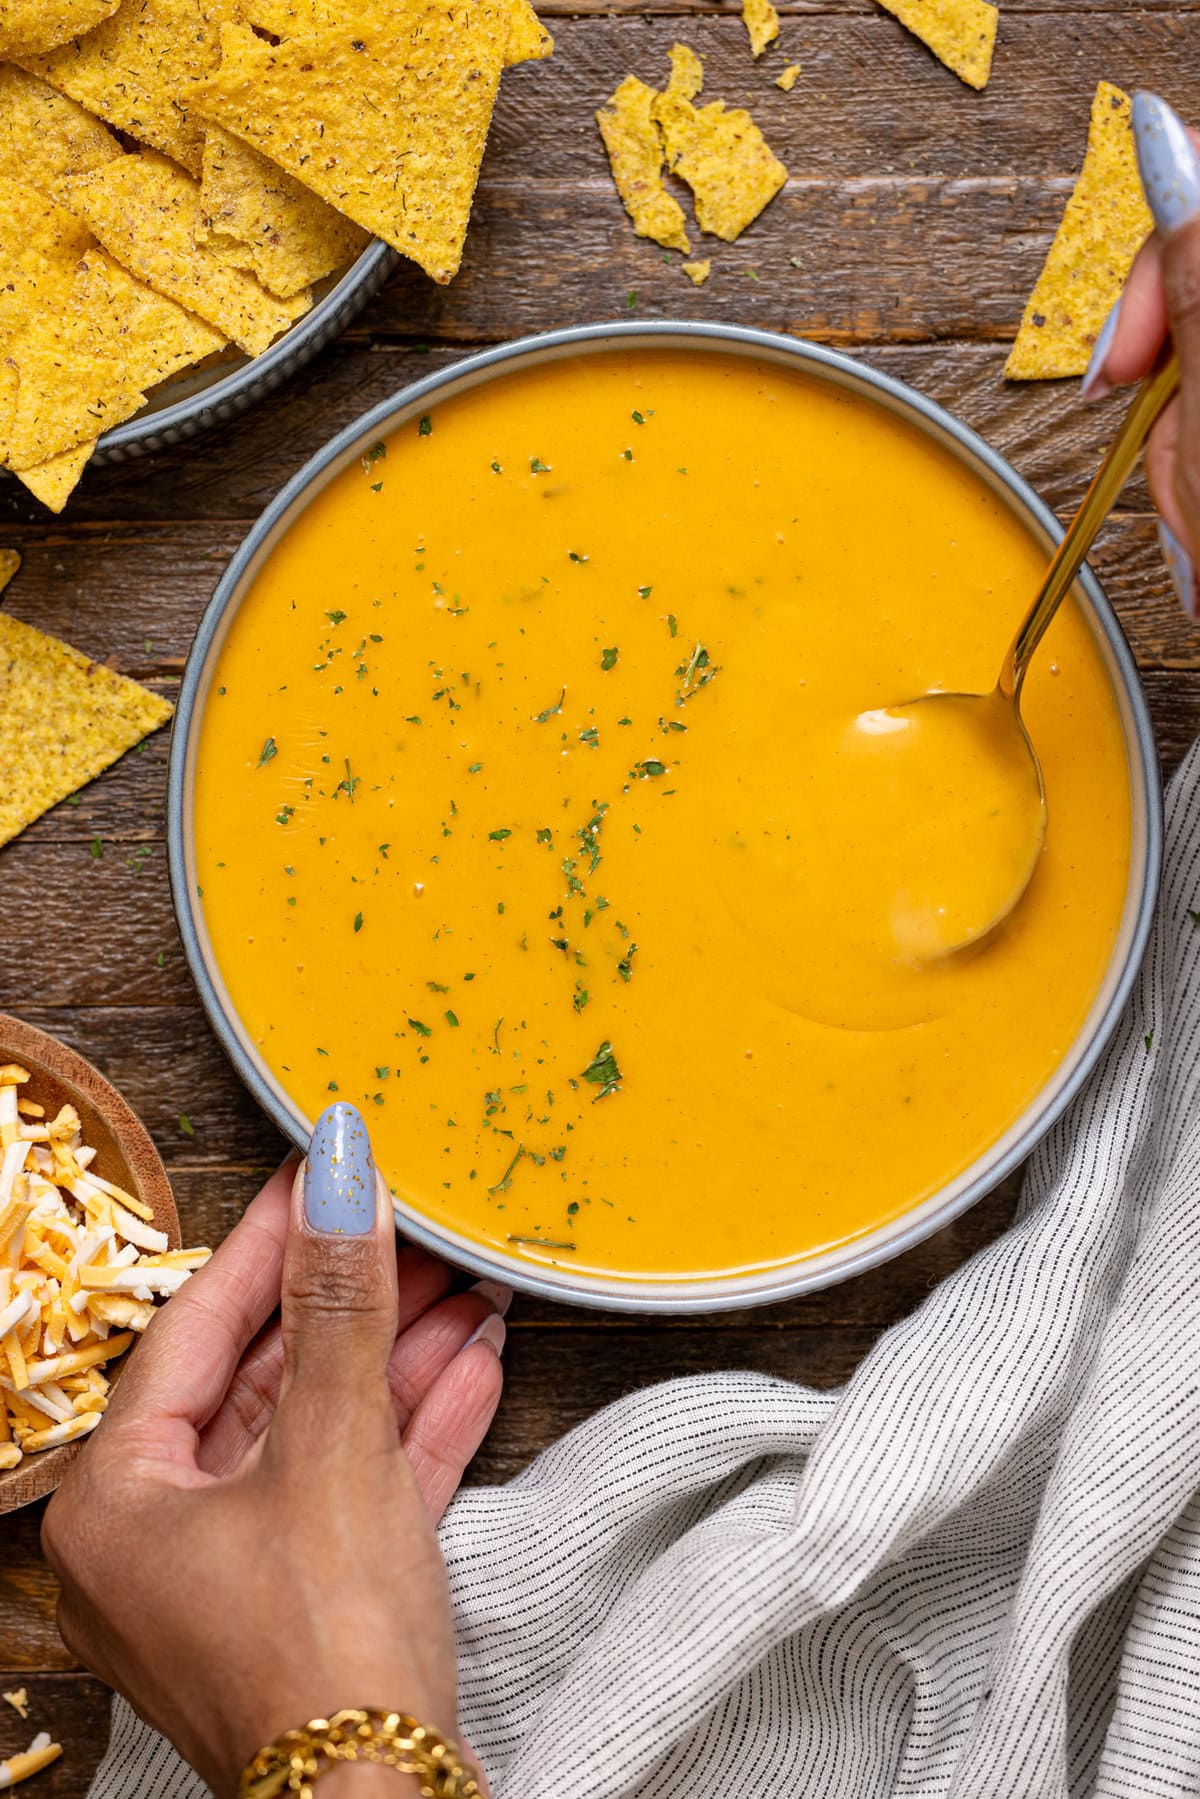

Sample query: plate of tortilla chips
[0,0,553,512]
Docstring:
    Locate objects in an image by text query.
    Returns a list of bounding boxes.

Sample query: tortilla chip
[682,259,711,285]
[0,612,173,846]
[875,0,996,91]
[664,41,704,104]
[0,66,122,204]
[1007,84,1152,380]
[0,0,119,58]
[776,64,800,91]
[186,8,510,283]
[0,179,94,359]
[653,50,788,243]
[0,551,18,595]
[597,76,690,256]
[16,441,96,512]
[199,126,369,299]
[742,0,779,59]
[242,0,552,64]
[67,154,307,355]
[17,0,236,174]
[4,247,225,468]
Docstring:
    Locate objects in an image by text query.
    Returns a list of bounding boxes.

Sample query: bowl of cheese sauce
[169,324,1161,1311]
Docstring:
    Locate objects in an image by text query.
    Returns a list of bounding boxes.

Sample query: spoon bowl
[885,348,1179,957]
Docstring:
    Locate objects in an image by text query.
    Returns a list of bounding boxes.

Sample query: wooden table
[1,3,1198,1787]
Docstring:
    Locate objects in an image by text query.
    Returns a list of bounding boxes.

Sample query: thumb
[281,1103,399,1405]
[1134,95,1200,548]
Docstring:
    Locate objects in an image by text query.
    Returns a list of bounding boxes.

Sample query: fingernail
[1159,519,1199,620]
[469,1279,514,1317]
[464,1312,506,1357]
[1134,92,1200,235]
[1080,297,1122,403]
[304,1102,376,1235]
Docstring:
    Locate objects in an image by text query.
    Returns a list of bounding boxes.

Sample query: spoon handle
[1000,349,1181,700]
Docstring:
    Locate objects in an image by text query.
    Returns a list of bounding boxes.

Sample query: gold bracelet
[238,1709,482,1799]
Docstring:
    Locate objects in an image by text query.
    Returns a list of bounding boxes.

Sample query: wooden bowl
[0,1013,177,1514]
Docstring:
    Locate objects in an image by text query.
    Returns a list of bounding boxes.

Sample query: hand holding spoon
[861,349,1180,962]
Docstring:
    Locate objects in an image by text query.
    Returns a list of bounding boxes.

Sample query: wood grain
[0,0,1196,1783]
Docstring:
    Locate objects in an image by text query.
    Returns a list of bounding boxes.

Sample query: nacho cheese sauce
[194,351,1131,1283]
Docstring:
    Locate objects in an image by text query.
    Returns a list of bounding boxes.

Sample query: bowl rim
[167,319,1164,1314]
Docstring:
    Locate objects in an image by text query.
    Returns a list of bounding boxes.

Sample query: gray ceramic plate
[168,321,1163,1314]
[93,240,397,464]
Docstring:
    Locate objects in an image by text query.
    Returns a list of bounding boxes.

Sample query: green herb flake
[179,1113,195,1137]
[257,737,278,767]
[445,1009,460,1027]
[89,836,104,860]
[632,758,667,778]
[408,1018,433,1037]
[353,911,364,933]
[418,414,433,437]
[326,609,347,627]
[581,1040,622,1101]
[530,457,551,475]
[489,827,512,842]
[534,688,566,724]
[601,647,619,671]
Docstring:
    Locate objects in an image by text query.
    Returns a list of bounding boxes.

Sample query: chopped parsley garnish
[632,411,645,424]
[489,1143,525,1195]
[353,912,364,933]
[408,1018,432,1037]
[276,806,294,826]
[581,1041,622,1101]
[257,737,278,767]
[491,459,502,473]
[631,759,667,778]
[445,1009,460,1027]
[534,689,565,723]
[489,827,512,842]
[326,609,347,627]
[179,1114,195,1137]
[530,456,551,474]
[362,441,386,466]
[418,414,433,436]
[601,647,618,671]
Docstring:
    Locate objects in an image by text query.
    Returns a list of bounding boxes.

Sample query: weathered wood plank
[0,340,1168,532]
[486,15,1199,183]
[0,1672,108,1795]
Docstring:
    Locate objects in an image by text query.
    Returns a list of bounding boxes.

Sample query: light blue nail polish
[1080,297,1121,403]
[305,1102,376,1235]
[1158,519,1197,618]
[1134,92,1200,234]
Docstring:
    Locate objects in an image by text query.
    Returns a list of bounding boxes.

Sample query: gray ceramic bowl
[168,321,1163,1314]
[93,241,397,464]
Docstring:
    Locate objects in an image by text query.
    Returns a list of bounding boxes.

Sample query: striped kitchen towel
[92,745,1200,1799]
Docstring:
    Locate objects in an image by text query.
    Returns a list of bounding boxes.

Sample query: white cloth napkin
[90,747,1200,1799]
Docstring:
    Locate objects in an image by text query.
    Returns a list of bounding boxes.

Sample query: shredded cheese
[0,1069,210,1472]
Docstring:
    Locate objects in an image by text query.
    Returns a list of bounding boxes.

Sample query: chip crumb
[1007,83,1151,380]
[682,259,711,285]
[776,64,800,91]
[1,1690,28,1721]
[742,0,780,59]
[653,47,788,243]
[875,0,997,90]
[597,75,691,255]
[0,613,174,845]
[0,552,19,597]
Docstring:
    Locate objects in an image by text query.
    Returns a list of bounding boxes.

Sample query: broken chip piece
[0,0,118,58]
[682,259,711,285]
[16,0,230,174]
[0,613,174,845]
[776,64,800,91]
[1007,83,1151,380]
[1,1690,29,1721]
[68,154,307,356]
[0,552,18,598]
[874,0,997,91]
[596,75,691,256]
[742,0,780,59]
[13,443,97,515]
[186,6,527,284]
[199,125,370,301]
[653,45,788,242]
[0,65,122,205]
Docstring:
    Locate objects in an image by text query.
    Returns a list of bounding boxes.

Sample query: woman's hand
[1082,93,1200,618]
[41,1103,508,1797]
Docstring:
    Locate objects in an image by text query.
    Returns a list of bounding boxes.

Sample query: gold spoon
[870,349,1181,961]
